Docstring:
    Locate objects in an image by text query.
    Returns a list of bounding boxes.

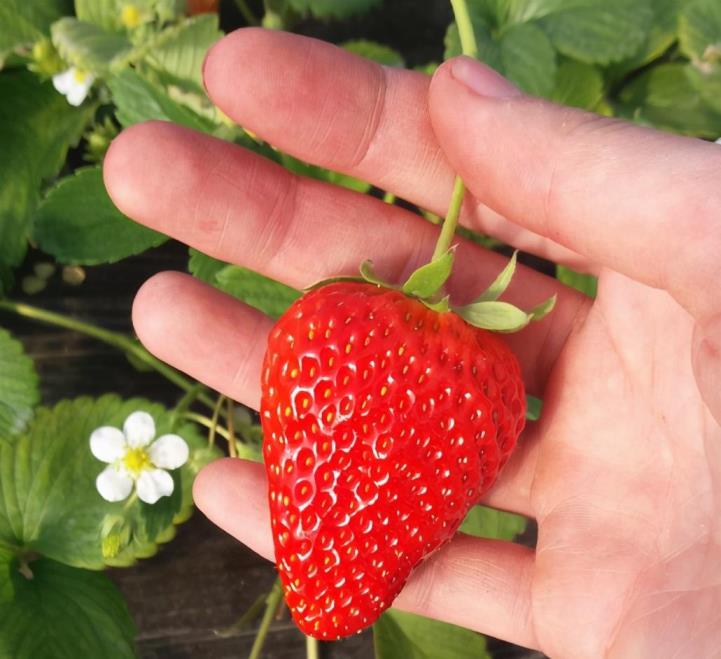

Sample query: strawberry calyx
[305,249,555,334]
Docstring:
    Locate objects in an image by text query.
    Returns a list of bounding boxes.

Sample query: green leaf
[216,266,301,319]
[74,0,120,31]
[618,62,721,138]
[472,250,517,303]
[536,0,654,65]
[374,609,491,659]
[608,0,682,77]
[460,505,527,540]
[0,0,70,62]
[686,64,721,114]
[500,22,556,97]
[526,394,543,421]
[286,0,382,19]
[188,248,226,284]
[556,265,598,297]
[0,329,39,443]
[679,0,721,61]
[0,555,136,658]
[401,251,454,299]
[143,14,223,94]
[0,395,219,569]
[551,59,604,110]
[341,40,405,66]
[0,71,93,274]
[109,68,215,131]
[33,166,167,264]
[51,17,131,73]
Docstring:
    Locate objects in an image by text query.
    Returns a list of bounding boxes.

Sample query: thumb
[693,317,721,427]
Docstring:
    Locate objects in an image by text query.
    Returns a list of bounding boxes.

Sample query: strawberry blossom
[90,411,188,504]
[52,67,94,106]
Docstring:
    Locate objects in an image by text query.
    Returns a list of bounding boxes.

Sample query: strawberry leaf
[401,250,454,299]
[0,329,39,444]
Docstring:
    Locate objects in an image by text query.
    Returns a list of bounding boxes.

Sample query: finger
[201,28,590,269]
[136,272,546,517]
[132,271,272,410]
[109,122,589,393]
[429,56,721,321]
[194,459,539,650]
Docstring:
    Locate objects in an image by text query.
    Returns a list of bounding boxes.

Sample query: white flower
[90,411,189,505]
[52,67,95,106]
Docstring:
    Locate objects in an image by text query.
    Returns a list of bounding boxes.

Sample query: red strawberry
[260,281,527,639]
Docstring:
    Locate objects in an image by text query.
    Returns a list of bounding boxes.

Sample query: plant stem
[431,176,465,261]
[382,191,396,205]
[208,394,227,447]
[172,383,205,429]
[226,398,237,458]
[184,412,232,442]
[0,300,218,411]
[306,635,320,659]
[234,0,260,25]
[428,0,479,264]
[450,0,479,59]
[249,579,284,659]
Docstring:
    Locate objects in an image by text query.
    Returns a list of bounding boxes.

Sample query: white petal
[65,84,88,106]
[136,469,174,504]
[96,466,133,502]
[716,137,721,145]
[90,426,128,463]
[52,69,74,94]
[148,434,189,470]
[123,411,155,448]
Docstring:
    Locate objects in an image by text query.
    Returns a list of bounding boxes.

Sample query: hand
[103,29,721,658]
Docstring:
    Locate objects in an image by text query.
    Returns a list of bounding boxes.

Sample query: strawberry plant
[1,0,721,657]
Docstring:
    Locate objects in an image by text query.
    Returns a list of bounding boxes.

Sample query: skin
[103,29,721,658]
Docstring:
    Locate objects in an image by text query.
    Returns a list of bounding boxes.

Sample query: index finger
[429,56,721,322]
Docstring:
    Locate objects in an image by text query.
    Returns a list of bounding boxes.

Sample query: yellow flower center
[73,69,88,83]
[120,4,142,28]
[123,447,151,476]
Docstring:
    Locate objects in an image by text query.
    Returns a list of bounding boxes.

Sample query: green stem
[207,394,227,448]
[226,398,237,458]
[171,383,205,429]
[306,635,320,659]
[233,0,260,25]
[215,593,267,638]
[429,0,479,264]
[431,176,465,261]
[449,0,479,59]
[382,190,396,205]
[0,300,218,412]
[249,579,284,659]
[184,412,232,442]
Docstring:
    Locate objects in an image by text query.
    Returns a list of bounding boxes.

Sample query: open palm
[104,30,721,658]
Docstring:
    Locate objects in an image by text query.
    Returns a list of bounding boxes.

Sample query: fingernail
[450,56,522,98]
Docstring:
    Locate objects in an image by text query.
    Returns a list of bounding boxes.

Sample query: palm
[104,29,721,658]
[529,273,721,656]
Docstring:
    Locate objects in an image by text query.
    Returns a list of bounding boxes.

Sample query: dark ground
[2,0,547,656]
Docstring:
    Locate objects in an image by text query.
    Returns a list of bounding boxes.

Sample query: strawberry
[260,269,542,639]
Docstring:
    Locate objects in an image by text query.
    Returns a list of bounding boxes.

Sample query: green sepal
[303,276,367,292]
[401,249,455,299]
[471,250,517,303]
[455,293,556,333]
[423,296,451,313]
[360,260,394,288]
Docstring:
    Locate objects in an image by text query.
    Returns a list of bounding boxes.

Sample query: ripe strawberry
[260,281,528,639]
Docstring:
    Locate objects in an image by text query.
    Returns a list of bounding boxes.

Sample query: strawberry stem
[431,176,465,262]
[430,0,479,264]
[248,578,284,659]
